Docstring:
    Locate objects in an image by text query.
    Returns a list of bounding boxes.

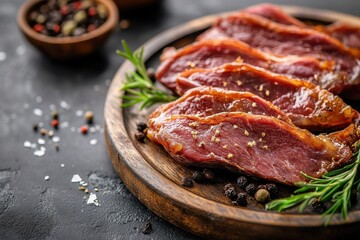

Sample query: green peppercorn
[254,189,270,203]
[62,20,77,36]
[74,10,87,24]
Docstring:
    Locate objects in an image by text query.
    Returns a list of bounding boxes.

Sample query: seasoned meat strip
[198,12,360,99]
[176,63,359,132]
[148,112,355,185]
[156,39,344,94]
[149,87,292,132]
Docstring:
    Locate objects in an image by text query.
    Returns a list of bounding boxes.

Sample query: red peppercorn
[52,24,60,33]
[80,125,88,134]
[88,7,97,17]
[51,119,59,129]
[72,2,82,10]
[33,24,44,33]
[60,5,69,16]
[87,24,96,32]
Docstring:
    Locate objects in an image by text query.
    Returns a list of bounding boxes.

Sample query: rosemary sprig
[266,144,360,226]
[116,40,177,109]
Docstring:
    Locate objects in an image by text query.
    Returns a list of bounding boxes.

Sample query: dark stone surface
[1,0,360,239]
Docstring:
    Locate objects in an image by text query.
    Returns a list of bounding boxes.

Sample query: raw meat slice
[148,112,355,185]
[156,39,344,94]
[176,63,359,132]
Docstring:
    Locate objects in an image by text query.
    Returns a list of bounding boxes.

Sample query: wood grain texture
[104,6,360,239]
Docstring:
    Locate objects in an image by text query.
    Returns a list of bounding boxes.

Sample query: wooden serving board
[104,6,360,240]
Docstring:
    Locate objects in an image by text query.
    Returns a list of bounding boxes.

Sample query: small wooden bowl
[17,0,119,60]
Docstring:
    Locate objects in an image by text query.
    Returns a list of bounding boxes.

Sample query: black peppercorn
[136,122,148,133]
[257,184,266,190]
[223,183,234,192]
[236,192,247,206]
[192,171,204,182]
[32,124,39,132]
[266,183,279,198]
[202,168,215,181]
[236,176,248,188]
[141,221,153,235]
[135,132,146,143]
[245,183,257,196]
[311,199,326,213]
[181,177,193,188]
[224,187,237,200]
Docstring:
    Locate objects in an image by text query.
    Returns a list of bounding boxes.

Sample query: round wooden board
[104,6,360,240]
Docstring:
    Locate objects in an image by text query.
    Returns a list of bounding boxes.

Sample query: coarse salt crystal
[90,139,97,145]
[33,108,43,116]
[24,141,32,148]
[38,138,45,145]
[44,176,50,181]
[60,163,65,168]
[87,193,99,206]
[71,174,82,183]
[52,136,60,143]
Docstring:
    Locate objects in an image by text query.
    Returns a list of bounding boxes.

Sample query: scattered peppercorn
[257,184,266,190]
[192,171,204,182]
[32,124,39,132]
[202,168,215,181]
[181,177,193,188]
[136,122,148,133]
[39,128,48,136]
[51,119,59,129]
[236,176,248,188]
[51,111,59,120]
[80,125,88,134]
[245,183,257,196]
[28,0,108,38]
[235,192,247,206]
[135,132,146,143]
[48,130,54,138]
[311,199,326,213]
[84,111,94,124]
[224,187,237,200]
[254,189,270,203]
[266,183,279,198]
[223,183,234,192]
[141,221,153,235]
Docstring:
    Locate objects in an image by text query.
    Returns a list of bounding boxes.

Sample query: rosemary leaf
[266,143,360,226]
[116,40,176,109]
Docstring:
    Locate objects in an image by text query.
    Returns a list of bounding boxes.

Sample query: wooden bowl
[17,0,119,60]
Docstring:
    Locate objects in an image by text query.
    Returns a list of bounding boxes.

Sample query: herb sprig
[266,144,360,225]
[116,40,177,109]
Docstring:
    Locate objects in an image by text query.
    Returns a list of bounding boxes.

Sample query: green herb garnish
[266,144,360,226]
[116,40,177,109]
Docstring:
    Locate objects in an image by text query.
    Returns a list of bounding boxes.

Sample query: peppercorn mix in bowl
[17,0,119,59]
